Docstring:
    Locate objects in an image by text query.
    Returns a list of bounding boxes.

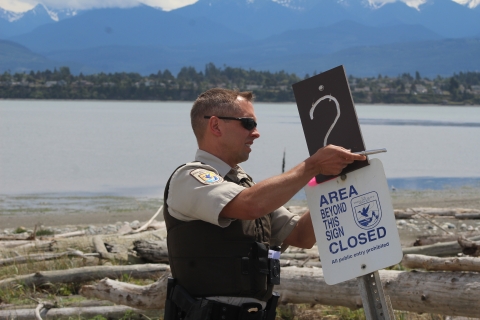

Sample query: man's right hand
[311,145,366,176]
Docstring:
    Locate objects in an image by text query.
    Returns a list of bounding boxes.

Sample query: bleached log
[409,207,480,217]
[133,239,320,263]
[80,267,480,318]
[133,240,169,263]
[133,239,321,267]
[34,303,43,320]
[280,253,315,260]
[14,240,55,251]
[0,234,30,241]
[455,212,480,219]
[0,250,97,267]
[0,263,169,289]
[411,208,457,216]
[125,206,163,235]
[403,235,480,256]
[0,298,118,310]
[80,273,169,309]
[1,230,165,256]
[0,240,54,251]
[394,209,416,219]
[53,230,87,239]
[92,236,115,261]
[280,259,322,268]
[0,240,31,248]
[46,228,167,252]
[121,227,167,239]
[0,305,160,320]
[458,237,480,256]
[278,268,480,317]
[148,220,166,230]
[401,254,480,272]
[117,223,133,235]
[413,232,480,246]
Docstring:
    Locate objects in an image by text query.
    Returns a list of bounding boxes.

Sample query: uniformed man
[163,88,365,320]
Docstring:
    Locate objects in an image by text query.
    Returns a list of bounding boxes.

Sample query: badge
[190,169,224,185]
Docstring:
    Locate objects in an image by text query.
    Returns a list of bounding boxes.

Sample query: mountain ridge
[34,37,479,77]
[1,0,479,77]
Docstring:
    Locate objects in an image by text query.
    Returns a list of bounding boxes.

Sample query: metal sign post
[358,271,395,320]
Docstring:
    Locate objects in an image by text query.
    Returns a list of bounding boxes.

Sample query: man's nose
[251,128,260,139]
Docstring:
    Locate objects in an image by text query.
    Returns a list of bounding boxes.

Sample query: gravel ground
[1,188,480,242]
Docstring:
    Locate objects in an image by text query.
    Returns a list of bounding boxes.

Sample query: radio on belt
[268,246,281,285]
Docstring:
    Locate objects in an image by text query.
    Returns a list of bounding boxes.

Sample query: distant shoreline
[1,187,480,229]
[1,98,479,107]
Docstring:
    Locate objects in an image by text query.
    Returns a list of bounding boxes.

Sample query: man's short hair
[191,88,254,141]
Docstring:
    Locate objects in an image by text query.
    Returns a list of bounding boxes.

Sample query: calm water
[1,100,480,200]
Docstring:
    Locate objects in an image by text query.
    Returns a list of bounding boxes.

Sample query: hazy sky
[0,0,197,12]
[0,0,478,12]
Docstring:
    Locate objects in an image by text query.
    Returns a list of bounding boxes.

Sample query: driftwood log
[80,273,170,309]
[278,268,480,318]
[458,237,480,256]
[413,232,480,246]
[0,264,168,289]
[0,250,98,267]
[80,266,480,318]
[92,236,116,262]
[0,305,160,320]
[0,231,159,257]
[124,206,164,235]
[394,210,416,219]
[133,239,320,264]
[394,208,480,219]
[0,240,54,250]
[52,230,87,239]
[0,227,168,255]
[455,212,480,219]
[403,235,480,256]
[0,234,30,241]
[133,240,169,263]
[280,259,322,268]
[411,208,455,216]
[0,230,87,242]
[402,254,480,271]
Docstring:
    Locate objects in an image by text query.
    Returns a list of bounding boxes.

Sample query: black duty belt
[207,300,265,320]
[165,278,279,320]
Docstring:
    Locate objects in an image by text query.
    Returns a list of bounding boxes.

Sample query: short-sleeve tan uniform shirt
[166,149,299,248]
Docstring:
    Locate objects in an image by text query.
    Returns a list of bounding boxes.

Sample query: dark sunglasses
[204,116,257,130]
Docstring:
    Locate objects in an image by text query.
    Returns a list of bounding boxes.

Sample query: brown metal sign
[292,65,368,183]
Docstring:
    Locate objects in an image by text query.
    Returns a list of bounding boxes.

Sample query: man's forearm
[220,145,365,220]
[229,161,314,219]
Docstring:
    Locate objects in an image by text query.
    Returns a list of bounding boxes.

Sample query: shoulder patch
[190,169,224,185]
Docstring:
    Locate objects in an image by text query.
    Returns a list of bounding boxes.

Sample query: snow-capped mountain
[1,0,479,76]
[2,0,479,39]
[0,4,81,37]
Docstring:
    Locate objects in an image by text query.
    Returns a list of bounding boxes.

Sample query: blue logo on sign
[351,192,382,230]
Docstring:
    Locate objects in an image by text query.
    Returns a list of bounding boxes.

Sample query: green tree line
[1,64,479,104]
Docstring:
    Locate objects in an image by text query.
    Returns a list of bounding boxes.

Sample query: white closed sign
[305,158,403,285]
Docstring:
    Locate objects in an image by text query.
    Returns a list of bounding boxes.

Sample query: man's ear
[208,116,222,137]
